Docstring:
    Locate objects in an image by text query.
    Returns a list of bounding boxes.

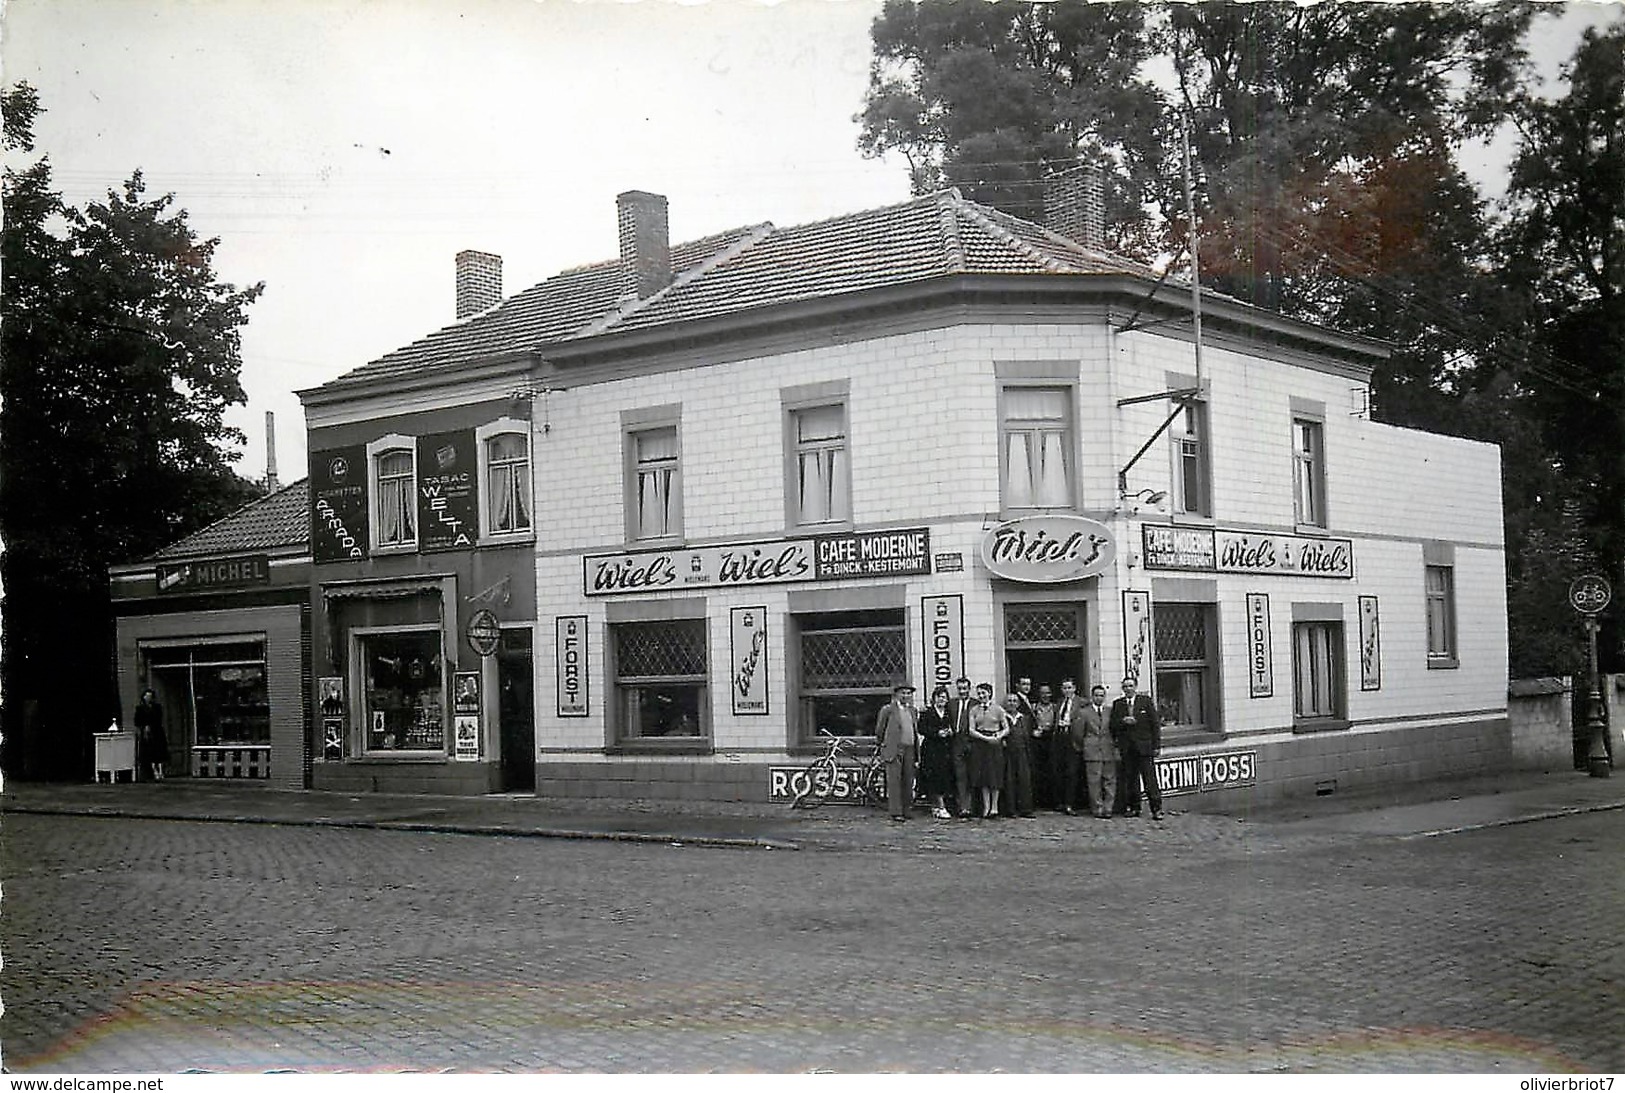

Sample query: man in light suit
[1109,675,1163,820]
[946,676,976,818]
[875,683,919,822]
[1080,684,1117,819]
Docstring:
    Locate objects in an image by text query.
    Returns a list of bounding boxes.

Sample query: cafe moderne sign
[1142,525,1354,579]
[584,528,931,596]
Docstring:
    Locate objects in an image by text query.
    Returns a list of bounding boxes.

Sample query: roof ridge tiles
[937,190,967,272]
[955,197,1076,275]
[579,221,777,338]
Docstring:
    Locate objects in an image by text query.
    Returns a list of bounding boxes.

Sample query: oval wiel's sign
[981,515,1116,583]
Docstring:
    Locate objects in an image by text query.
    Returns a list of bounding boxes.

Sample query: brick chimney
[264,410,279,494]
[455,249,503,319]
[616,190,671,299]
[1043,165,1106,251]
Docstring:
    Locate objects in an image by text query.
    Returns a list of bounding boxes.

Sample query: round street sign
[466,608,502,657]
[1569,574,1612,616]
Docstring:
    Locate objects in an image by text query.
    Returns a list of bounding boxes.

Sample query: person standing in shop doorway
[135,688,169,782]
[1002,688,1036,818]
[1110,676,1162,820]
[875,683,919,822]
[1030,683,1058,810]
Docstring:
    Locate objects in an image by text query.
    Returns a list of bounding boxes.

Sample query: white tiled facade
[529,313,1509,805]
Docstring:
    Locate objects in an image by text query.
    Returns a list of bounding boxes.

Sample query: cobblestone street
[3,805,1622,1072]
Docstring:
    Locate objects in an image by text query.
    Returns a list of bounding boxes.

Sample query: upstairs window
[374,447,416,548]
[631,426,681,540]
[1175,400,1211,517]
[790,404,850,526]
[1001,386,1073,509]
[1292,418,1326,527]
[483,431,532,535]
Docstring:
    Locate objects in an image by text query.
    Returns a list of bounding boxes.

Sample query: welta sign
[981,516,1115,583]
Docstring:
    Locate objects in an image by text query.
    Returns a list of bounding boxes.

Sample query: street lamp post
[1569,574,1613,778]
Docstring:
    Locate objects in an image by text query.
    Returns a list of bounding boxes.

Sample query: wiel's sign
[980,515,1115,583]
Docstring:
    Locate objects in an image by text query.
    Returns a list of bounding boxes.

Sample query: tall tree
[1,84,263,778]
[1501,25,1625,674]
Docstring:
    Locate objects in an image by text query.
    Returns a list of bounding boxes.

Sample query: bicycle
[788,729,887,810]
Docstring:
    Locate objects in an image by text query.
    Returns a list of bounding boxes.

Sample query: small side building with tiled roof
[109,479,312,788]
[299,179,1508,806]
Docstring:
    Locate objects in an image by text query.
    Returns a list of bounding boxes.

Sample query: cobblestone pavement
[3,805,1622,1073]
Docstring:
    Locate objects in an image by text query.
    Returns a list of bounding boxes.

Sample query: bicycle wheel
[789,759,836,809]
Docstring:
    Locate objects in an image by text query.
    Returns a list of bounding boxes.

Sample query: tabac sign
[980,515,1115,583]
[584,528,930,596]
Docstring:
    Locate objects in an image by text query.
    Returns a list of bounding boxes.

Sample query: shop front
[110,481,312,789]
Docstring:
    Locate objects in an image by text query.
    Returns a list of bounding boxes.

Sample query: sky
[3,0,1620,485]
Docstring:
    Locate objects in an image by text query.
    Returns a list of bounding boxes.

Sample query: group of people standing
[872,675,1164,823]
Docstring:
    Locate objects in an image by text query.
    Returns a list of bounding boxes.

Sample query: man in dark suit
[1054,679,1087,814]
[875,683,919,822]
[1109,676,1163,820]
[946,676,976,818]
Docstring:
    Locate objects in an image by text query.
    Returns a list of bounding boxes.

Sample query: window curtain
[636,429,678,537]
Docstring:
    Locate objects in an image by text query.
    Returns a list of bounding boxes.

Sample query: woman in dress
[134,688,168,782]
[1002,690,1036,818]
[916,685,956,819]
[967,683,1009,818]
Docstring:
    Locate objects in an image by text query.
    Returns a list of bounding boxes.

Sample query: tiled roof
[151,479,310,560]
[315,190,1176,391]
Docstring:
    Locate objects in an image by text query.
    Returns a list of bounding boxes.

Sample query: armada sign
[980,515,1115,583]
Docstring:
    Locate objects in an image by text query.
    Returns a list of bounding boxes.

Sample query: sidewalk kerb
[1,805,801,852]
[1395,798,1625,841]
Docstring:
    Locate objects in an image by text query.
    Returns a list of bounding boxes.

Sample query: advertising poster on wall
[453,715,480,761]
[921,595,965,696]
[309,445,369,562]
[318,675,345,761]
[417,430,479,552]
[1123,590,1152,684]
[1246,593,1274,698]
[556,616,588,717]
[453,671,481,716]
[584,528,930,595]
[1358,595,1382,691]
[730,607,769,715]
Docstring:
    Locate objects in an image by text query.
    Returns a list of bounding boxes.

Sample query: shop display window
[361,630,444,752]
[612,619,708,740]
[795,609,906,741]
[145,640,270,751]
[1153,603,1217,736]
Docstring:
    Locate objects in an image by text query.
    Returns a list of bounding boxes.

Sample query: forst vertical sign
[556,616,588,717]
[921,595,965,695]
[310,446,369,562]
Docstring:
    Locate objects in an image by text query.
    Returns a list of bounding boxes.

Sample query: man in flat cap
[875,682,919,822]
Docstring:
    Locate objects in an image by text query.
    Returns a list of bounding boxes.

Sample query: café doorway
[1003,603,1088,695]
[497,628,535,793]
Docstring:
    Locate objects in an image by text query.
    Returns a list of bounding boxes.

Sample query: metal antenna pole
[1181,115,1204,395]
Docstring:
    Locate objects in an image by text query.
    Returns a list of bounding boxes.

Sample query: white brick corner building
[299,184,1507,806]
